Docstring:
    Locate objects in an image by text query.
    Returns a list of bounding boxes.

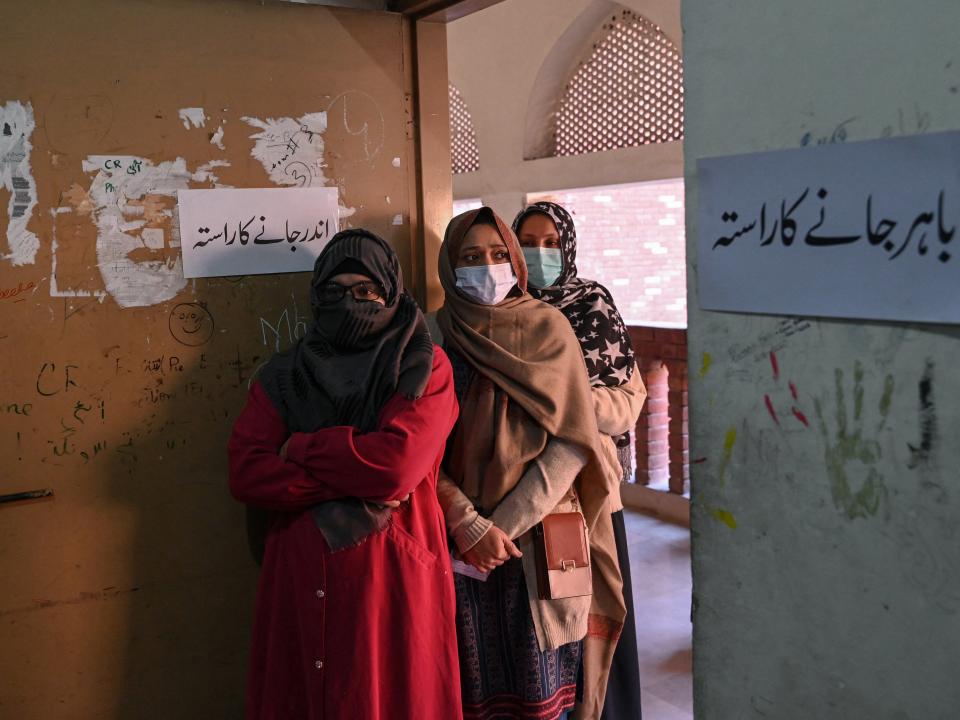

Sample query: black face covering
[324,295,391,350]
[310,256,396,352]
[257,229,434,551]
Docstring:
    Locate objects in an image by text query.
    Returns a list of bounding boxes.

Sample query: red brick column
[635,359,669,486]
[657,329,690,496]
[629,326,689,494]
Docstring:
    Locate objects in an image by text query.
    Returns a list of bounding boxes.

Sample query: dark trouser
[600,510,643,720]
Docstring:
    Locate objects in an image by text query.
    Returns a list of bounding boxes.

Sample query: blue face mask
[522,247,563,288]
[454,262,517,305]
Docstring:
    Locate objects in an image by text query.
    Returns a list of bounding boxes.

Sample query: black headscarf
[512,202,635,388]
[257,228,434,551]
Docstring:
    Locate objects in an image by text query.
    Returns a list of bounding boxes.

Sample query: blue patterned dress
[447,349,582,720]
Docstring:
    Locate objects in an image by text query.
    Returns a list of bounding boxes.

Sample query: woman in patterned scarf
[514,201,647,720]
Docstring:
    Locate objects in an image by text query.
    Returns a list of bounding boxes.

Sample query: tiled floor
[623,509,693,720]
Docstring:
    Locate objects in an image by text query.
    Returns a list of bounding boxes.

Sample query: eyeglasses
[315,280,386,304]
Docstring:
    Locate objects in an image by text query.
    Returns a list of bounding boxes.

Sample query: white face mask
[454,263,517,305]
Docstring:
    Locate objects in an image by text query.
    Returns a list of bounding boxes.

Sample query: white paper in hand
[451,554,490,582]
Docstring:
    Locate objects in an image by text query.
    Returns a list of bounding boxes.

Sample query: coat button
[316,589,325,598]
[315,660,323,670]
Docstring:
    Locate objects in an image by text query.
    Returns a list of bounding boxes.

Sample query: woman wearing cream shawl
[436,207,626,720]
[514,201,648,720]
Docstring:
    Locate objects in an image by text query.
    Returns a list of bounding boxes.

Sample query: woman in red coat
[228,229,461,720]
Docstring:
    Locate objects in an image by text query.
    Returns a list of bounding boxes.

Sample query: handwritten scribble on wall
[242,112,328,189]
[242,111,355,219]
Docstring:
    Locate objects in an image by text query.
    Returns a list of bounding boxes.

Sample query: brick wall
[527,178,686,327]
[523,180,689,493]
[630,326,689,495]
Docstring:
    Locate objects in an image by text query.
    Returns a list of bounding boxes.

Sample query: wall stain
[814,361,894,520]
[907,360,937,471]
[711,507,737,529]
[718,426,737,487]
[0,586,139,618]
[892,359,958,612]
[896,508,960,614]
[699,352,712,378]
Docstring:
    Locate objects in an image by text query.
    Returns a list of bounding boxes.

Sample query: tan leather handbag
[533,512,593,600]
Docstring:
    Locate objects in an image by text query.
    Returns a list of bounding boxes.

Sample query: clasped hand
[462,525,522,573]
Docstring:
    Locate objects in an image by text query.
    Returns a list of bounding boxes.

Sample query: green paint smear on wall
[711,508,737,529]
[813,361,895,520]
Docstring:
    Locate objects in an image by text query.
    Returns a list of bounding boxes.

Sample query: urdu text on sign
[178,187,339,279]
[697,131,959,324]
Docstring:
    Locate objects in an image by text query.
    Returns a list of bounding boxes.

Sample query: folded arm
[228,383,343,511]
[284,349,458,502]
[489,436,588,541]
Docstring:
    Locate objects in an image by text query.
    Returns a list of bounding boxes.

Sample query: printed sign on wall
[697,131,959,324]
[178,187,338,278]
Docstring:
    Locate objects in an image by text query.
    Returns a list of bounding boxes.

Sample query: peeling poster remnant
[210,124,226,150]
[178,107,207,129]
[242,112,355,218]
[0,100,40,265]
[52,156,229,308]
[242,112,329,187]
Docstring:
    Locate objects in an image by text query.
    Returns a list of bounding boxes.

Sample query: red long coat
[228,348,462,720]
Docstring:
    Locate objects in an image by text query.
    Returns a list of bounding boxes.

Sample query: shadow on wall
[101,276,315,719]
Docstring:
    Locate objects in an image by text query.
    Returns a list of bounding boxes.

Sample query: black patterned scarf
[512,202,636,458]
[258,229,434,551]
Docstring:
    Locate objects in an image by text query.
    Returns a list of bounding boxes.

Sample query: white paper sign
[177,187,338,278]
[697,131,960,324]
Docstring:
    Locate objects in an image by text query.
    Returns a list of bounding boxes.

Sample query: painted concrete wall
[447,0,683,220]
[684,2,960,718]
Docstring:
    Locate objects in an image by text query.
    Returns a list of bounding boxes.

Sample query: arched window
[449,83,479,174]
[555,8,683,156]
